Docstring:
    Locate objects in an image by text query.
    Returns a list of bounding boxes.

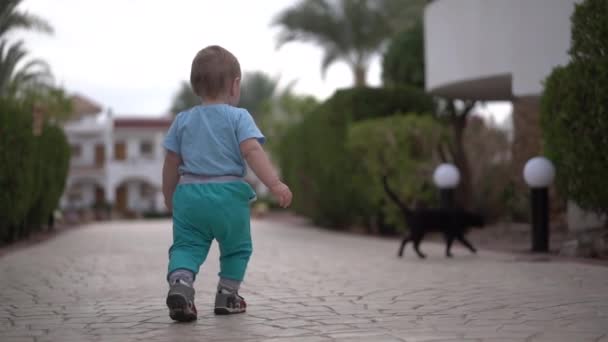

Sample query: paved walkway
[1,219,607,342]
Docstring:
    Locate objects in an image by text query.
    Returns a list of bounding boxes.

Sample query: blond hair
[190,45,241,99]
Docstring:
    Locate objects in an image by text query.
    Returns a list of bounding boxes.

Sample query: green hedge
[27,124,70,227]
[541,0,608,217]
[0,99,37,237]
[0,97,70,242]
[278,86,435,228]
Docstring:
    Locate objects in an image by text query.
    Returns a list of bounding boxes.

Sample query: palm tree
[274,0,424,86]
[169,71,280,117]
[0,0,54,97]
[0,0,53,38]
[0,40,52,97]
[238,71,279,118]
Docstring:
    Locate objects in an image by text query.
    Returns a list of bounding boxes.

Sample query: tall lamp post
[433,163,460,209]
[523,156,555,253]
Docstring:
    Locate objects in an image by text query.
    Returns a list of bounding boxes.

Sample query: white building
[423,0,603,231]
[61,95,171,215]
[424,0,576,101]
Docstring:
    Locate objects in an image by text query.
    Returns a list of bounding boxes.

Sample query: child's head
[190,45,241,105]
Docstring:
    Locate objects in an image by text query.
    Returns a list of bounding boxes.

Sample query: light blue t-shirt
[163,104,265,177]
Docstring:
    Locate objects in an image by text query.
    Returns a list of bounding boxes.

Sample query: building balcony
[68,164,106,180]
[63,114,112,136]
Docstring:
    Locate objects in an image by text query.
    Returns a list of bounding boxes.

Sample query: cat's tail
[381,175,412,216]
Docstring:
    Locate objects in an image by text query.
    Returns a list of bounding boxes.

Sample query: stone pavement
[1,219,607,342]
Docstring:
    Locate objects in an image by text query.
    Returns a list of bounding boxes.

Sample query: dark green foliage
[26,125,70,227]
[568,0,608,63]
[382,19,424,89]
[0,98,36,238]
[0,97,70,243]
[540,0,608,217]
[278,86,434,228]
[326,86,434,121]
[259,90,318,159]
[347,114,446,232]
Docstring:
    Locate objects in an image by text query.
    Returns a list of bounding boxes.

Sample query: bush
[347,114,447,233]
[326,86,434,122]
[541,0,608,217]
[0,99,37,240]
[278,86,435,228]
[26,124,70,227]
[0,97,71,242]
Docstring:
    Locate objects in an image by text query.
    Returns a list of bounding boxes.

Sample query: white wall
[67,136,104,167]
[112,129,163,161]
[62,114,170,213]
[425,0,510,94]
[425,0,578,99]
[509,1,576,97]
[62,112,113,210]
[106,128,166,204]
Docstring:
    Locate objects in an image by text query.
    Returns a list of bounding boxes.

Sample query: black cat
[382,176,484,259]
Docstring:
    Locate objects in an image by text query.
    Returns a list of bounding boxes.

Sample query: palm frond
[273,0,408,85]
[273,0,345,50]
[0,0,53,37]
[0,39,53,97]
[320,46,342,78]
[12,58,53,85]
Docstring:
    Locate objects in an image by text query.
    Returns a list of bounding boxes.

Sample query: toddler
[162,45,292,321]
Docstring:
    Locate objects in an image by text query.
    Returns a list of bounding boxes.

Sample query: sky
[17,0,510,123]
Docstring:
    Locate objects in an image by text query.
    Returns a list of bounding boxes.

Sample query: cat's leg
[445,234,455,258]
[412,233,427,259]
[457,233,477,254]
[398,236,411,257]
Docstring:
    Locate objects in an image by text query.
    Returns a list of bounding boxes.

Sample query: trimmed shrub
[278,86,435,228]
[346,114,447,233]
[26,124,70,227]
[0,98,37,240]
[541,0,608,217]
[0,97,70,242]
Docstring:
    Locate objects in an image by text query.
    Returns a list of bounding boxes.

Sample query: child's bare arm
[162,150,182,211]
[240,138,292,208]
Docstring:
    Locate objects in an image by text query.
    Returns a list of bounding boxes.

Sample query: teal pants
[168,181,255,282]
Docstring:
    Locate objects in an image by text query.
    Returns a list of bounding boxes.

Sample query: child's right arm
[240,138,292,208]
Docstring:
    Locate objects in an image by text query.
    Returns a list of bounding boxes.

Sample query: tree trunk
[446,100,474,209]
[354,65,367,87]
[452,115,473,208]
